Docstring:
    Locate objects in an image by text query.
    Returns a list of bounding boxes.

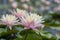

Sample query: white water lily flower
[21,13,44,30]
[1,14,18,30]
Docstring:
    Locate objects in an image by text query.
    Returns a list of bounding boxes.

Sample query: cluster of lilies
[0,8,44,31]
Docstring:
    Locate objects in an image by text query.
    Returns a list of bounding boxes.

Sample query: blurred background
[0,0,60,40]
[0,0,60,28]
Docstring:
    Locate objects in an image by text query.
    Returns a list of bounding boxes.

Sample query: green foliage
[0,25,59,40]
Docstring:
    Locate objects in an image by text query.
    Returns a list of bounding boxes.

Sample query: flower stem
[24,30,29,40]
[39,32,42,40]
[8,26,12,30]
[24,33,28,40]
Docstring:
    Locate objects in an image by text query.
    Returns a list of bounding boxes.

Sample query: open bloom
[21,13,44,30]
[1,14,18,30]
[11,8,27,19]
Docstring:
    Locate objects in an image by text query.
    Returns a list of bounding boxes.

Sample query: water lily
[1,14,18,30]
[11,8,28,19]
[21,13,44,30]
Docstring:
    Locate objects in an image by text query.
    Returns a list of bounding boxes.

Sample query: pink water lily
[1,14,18,30]
[21,13,44,30]
[11,8,28,19]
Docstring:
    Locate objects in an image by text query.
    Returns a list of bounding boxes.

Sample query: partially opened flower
[9,0,14,3]
[21,0,30,2]
[21,13,44,30]
[54,0,60,3]
[11,8,27,19]
[11,2,18,9]
[22,4,28,10]
[1,14,18,30]
[54,6,60,12]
